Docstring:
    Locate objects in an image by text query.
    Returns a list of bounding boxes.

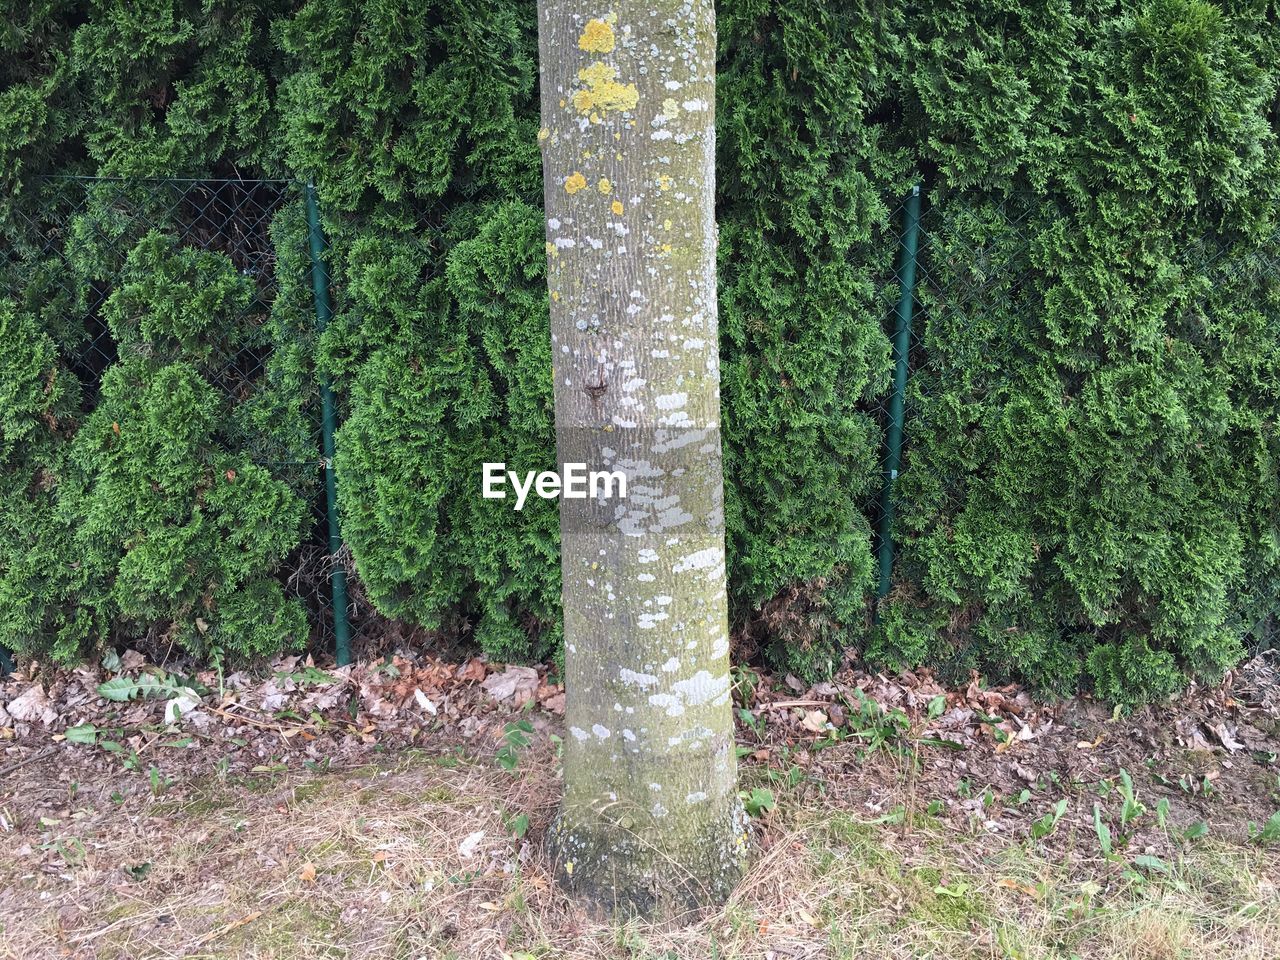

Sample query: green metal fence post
[876,185,923,603]
[304,182,353,667]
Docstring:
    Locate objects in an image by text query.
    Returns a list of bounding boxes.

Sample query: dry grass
[1,746,1277,960]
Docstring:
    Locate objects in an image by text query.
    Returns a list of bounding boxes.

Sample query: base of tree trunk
[549,798,749,918]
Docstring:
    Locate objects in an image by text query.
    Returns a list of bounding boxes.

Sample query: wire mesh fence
[0,177,348,663]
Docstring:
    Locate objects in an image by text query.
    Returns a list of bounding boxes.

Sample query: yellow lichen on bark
[564,172,588,194]
[577,18,615,52]
[597,177,612,194]
[611,199,624,215]
[572,62,638,115]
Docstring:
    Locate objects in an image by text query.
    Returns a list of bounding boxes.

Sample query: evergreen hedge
[1,0,1276,702]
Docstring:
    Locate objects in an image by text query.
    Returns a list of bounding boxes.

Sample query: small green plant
[1248,810,1280,846]
[846,690,911,755]
[1131,854,1170,875]
[97,738,142,771]
[502,810,531,839]
[97,670,195,703]
[1093,803,1113,856]
[41,837,87,866]
[275,665,335,687]
[147,765,172,795]
[736,706,766,739]
[65,724,99,745]
[740,787,776,818]
[1183,821,1209,842]
[123,862,153,881]
[731,665,761,705]
[764,761,806,791]
[495,719,535,773]
[1031,799,1069,841]
[1117,768,1145,828]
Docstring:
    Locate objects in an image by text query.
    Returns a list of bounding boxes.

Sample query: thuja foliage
[717,3,908,677]
[879,0,1280,699]
[2,0,1277,701]
[0,226,309,664]
[331,203,562,661]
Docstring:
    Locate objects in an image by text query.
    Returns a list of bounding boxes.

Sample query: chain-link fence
[1,177,350,666]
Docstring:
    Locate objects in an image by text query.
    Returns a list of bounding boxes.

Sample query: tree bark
[536,0,745,917]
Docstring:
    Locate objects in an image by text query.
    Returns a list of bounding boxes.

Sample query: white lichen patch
[672,547,721,573]
[619,667,660,688]
[648,693,684,717]
[671,669,730,706]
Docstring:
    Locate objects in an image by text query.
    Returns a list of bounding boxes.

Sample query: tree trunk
[536,0,745,916]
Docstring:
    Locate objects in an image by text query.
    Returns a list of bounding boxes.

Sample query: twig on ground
[67,905,178,944]
[766,699,830,710]
[206,704,313,735]
[0,747,55,779]
[193,909,265,948]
